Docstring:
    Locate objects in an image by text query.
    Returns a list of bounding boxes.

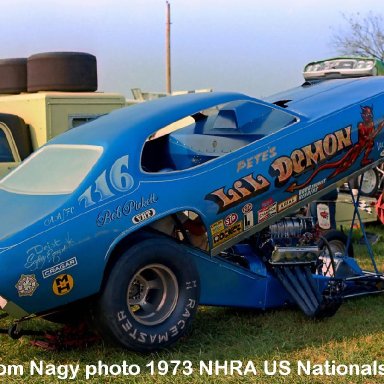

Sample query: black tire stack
[0,58,28,94]
[0,52,98,94]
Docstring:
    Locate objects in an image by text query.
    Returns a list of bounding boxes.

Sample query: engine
[255,216,321,265]
[269,217,317,245]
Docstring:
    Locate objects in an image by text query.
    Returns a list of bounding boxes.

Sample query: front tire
[318,229,354,258]
[351,169,380,197]
[97,237,200,352]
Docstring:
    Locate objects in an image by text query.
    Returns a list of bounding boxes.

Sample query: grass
[1,224,384,383]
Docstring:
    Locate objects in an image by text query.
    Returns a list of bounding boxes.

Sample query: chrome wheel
[127,263,179,326]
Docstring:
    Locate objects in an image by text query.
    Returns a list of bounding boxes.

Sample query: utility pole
[165,1,171,94]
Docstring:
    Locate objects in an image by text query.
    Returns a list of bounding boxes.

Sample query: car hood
[0,190,68,245]
[265,77,384,119]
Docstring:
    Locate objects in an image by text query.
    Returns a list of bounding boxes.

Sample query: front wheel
[351,169,380,197]
[96,237,200,352]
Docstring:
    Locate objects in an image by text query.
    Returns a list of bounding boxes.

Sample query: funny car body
[1,76,384,352]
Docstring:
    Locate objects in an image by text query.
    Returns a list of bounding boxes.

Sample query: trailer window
[0,129,14,162]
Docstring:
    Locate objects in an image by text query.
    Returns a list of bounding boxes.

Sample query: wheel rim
[318,239,347,277]
[358,169,378,195]
[127,263,179,326]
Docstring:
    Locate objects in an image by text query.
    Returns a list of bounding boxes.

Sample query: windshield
[0,144,103,195]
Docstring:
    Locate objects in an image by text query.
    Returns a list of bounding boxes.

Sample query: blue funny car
[1,76,384,351]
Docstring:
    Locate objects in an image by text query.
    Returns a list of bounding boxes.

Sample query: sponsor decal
[132,208,156,224]
[243,211,254,230]
[15,274,39,297]
[298,179,326,201]
[258,203,277,223]
[261,198,274,208]
[277,195,298,213]
[213,221,243,247]
[237,147,277,172]
[224,213,238,227]
[96,193,158,227]
[210,220,225,236]
[317,203,331,230]
[205,173,270,213]
[242,203,253,214]
[42,257,78,279]
[53,274,74,296]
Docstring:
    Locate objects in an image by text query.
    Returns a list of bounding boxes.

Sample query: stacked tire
[0,58,27,94]
[0,52,97,94]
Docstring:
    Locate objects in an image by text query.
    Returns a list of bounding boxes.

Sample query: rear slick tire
[97,237,200,352]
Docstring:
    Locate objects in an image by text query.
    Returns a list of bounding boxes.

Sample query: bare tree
[332,12,384,60]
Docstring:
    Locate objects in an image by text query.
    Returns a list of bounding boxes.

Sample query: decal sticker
[258,203,277,223]
[24,233,75,272]
[205,173,270,213]
[44,207,75,227]
[271,108,384,193]
[277,195,298,213]
[261,198,274,208]
[15,274,39,297]
[270,126,353,190]
[96,193,158,227]
[78,155,134,208]
[53,274,74,296]
[298,179,326,201]
[213,221,243,247]
[210,220,225,236]
[317,203,331,230]
[237,147,277,172]
[132,208,156,224]
[242,203,253,214]
[243,211,254,231]
[224,213,238,227]
[42,257,78,279]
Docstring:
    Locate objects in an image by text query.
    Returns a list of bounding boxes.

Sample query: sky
[1,0,383,99]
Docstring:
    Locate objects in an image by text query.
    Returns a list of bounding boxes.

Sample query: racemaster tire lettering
[115,296,197,345]
[97,237,200,352]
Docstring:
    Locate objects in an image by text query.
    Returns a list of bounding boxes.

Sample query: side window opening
[141,100,298,173]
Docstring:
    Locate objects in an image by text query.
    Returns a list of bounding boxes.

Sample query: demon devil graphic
[286,106,384,193]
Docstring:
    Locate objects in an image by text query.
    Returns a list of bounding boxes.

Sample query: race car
[0,75,384,352]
